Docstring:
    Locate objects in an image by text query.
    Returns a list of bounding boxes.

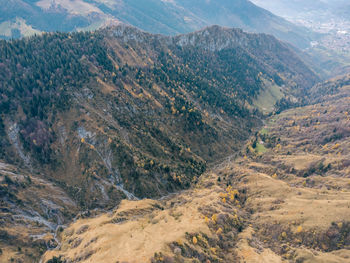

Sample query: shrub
[47,256,64,263]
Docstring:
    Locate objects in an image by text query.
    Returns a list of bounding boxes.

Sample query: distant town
[289,16,350,52]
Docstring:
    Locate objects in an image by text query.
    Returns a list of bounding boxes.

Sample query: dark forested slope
[0,25,318,202]
[0,24,320,262]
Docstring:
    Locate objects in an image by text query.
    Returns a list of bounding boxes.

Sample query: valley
[40,75,350,263]
[251,0,350,76]
[0,24,322,262]
[0,6,349,261]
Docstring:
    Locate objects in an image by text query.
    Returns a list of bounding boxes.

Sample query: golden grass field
[41,84,350,262]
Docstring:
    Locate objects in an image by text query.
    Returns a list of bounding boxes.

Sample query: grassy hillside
[41,75,350,263]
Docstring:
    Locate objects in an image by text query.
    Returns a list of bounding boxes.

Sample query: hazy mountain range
[249,0,350,78]
[0,0,317,49]
[251,0,350,23]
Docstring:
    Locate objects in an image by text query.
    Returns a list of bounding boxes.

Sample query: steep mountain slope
[173,0,316,49]
[251,0,350,78]
[0,162,79,261]
[0,0,316,49]
[0,24,318,203]
[0,0,113,39]
[0,25,319,262]
[251,0,350,22]
[42,75,350,263]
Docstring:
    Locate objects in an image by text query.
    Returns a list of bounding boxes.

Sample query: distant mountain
[250,0,327,18]
[0,25,319,262]
[251,0,350,23]
[173,0,317,49]
[0,0,113,38]
[251,0,350,78]
[0,0,317,49]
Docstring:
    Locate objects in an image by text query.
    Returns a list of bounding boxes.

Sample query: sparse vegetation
[47,256,64,263]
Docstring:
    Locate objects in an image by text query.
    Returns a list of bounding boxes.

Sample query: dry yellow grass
[42,81,350,263]
[42,157,350,262]
[43,185,225,262]
[278,154,323,170]
[235,227,285,263]
[234,163,350,230]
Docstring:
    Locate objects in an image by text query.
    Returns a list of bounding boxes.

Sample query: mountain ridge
[0,24,319,262]
[0,0,317,49]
